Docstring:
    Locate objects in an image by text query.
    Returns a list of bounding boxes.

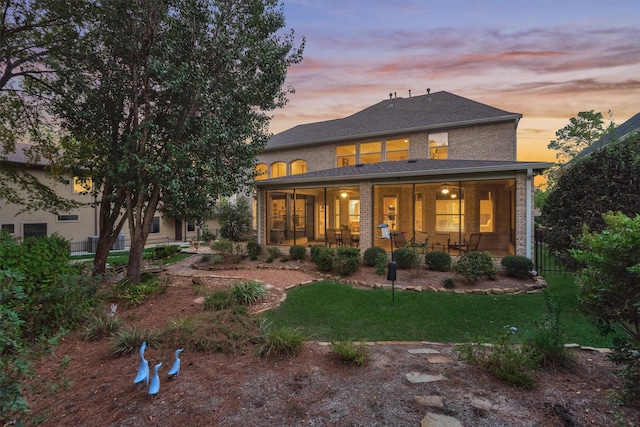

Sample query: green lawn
[263,274,612,347]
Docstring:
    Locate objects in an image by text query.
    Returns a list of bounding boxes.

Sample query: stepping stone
[414,395,444,408]
[421,412,463,427]
[426,355,453,364]
[407,348,440,355]
[406,372,447,383]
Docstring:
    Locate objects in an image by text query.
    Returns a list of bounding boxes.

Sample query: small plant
[392,247,418,269]
[110,327,161,357]
[363,246,387,267]
[501,255,534,279]
[110,276,167,307]
[280,256,289,262]
[231,280,267,305]
[456,327,537,389]
[454,251,497,282]
[330,340,371,366]
[375,253,387,275]
[203,290,236,310]
[200,253,213,262]
[247,240,262,260]
[254,320,306,359]
[425,250,451,272]
[443,277,455,289]
[211,238,234,256]
[83,313,123,341]
[522,292,575,370]
[266,246,282,263]
[289,245,306,261]
[200,227,217,242]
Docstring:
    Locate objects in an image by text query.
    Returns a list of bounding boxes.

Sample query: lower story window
[150,217,160,233]
[1,223,15,234]
[23,223,47,238]
[57,214,79,221]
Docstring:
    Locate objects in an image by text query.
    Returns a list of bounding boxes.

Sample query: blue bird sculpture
[134,341,149,386]
[148,362,162,396]
[168,348,184,378]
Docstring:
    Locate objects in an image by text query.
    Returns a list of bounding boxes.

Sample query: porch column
[257,188,266,246]
[359,181,373,251]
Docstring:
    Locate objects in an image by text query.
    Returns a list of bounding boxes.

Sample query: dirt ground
[22,254,640,426]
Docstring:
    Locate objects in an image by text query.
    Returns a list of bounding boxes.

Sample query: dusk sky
[269,0,640,162]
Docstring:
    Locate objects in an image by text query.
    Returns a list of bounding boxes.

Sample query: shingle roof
[256,158,551,187]
[2,142,49,166]
[573,112,640,161]
[265,91,521,151]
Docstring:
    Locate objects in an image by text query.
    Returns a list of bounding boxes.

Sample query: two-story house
[254,91,552,258]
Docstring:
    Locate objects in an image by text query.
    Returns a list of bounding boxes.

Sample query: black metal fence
[534,226,570,276]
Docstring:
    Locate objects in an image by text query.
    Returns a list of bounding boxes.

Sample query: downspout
[525,168,533,258]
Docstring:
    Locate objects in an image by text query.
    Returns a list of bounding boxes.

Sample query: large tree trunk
[125,186,161,284]
[93,186,127,276]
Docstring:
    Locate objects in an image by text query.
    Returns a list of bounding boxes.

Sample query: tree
[46,0,304,283]
[541,131,640,269]
[0,0,84,213]
[215,196,252,241]
[572,212,640,401]
[541,110,612,191]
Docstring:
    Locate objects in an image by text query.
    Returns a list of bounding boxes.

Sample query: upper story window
[360,141,381,164]
[271,161,286,178]
[290,160,306,175]
[337,144,356,167]
[73,177,93,194]
[429,132,448,159]
[255,163,268,180]
[386,139,409,161]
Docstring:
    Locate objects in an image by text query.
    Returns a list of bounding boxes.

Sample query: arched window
[255,163,268,180]
[290,160,306,175]
[271,161,287,178]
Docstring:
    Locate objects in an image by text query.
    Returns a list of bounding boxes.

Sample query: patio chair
[341,228,358,248]
[391,232,409,249]
[430,232,450,252]
[463,233,482,253]
[326,229,342,247]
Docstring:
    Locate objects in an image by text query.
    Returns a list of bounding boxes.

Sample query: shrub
[231,280,267,305]
[280,256,289,262]
[501,255,534,279]
[363,246,387,267]
[330,340,371,366]
[443,277,455,289]
[454,251,497,282]
[203,290,235,310]
[375,253,387,275]
[246,240,262,260]
[425,250,451,272]
[151,244,181,260]
[254,321,306,359]
[211,238,234,256]
[392,247,418,269]
[313,246,335,272]
[200,227,217,242]
[333,247,361,276]
[83,313,124,341]
[310,245,322,262]
[289,245,306,261]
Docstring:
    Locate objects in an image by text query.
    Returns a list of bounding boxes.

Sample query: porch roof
[256,158,552,188]
[264,91,522,151]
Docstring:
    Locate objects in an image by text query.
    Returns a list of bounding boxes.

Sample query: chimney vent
[409,89,412,98]
[394,92,397,99]
[389,93,393,100]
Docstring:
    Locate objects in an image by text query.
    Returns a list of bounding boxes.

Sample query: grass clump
[330,340,372,366]
[231,280,267,305]
[254,320,306,359]
[110,327,161,357]
[109,275,168,307]
[83,312,123,341]
[203,290,235,310]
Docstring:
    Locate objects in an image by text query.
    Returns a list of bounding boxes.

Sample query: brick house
[254,91,552,258]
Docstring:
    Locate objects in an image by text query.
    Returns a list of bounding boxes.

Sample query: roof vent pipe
[409,89,411,98]
[394,92,397,99]
[389,93,393,100]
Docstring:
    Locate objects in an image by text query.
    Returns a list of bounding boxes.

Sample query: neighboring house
[0,143,216,251]
[254,91,552,258]
[571,112,640,162]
